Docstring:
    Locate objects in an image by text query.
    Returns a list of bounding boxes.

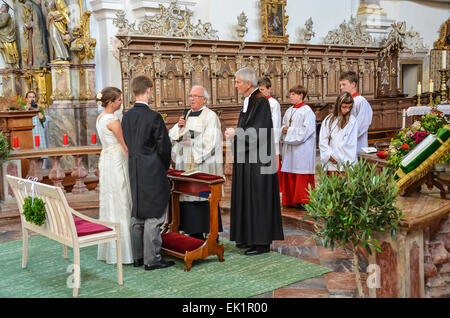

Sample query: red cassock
[280,172,315,206]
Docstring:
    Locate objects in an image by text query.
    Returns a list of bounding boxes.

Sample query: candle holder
[439,69,448,105]
[417,93,421,106]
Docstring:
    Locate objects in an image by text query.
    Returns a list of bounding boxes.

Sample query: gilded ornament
[323,16,374,47]
[113,1,218,40]
[434,19,450,50]
[260,0,289,43]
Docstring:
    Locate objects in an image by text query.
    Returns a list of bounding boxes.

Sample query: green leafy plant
[22,196,46,226]
[0,132,10,162]
[304,160,404,298]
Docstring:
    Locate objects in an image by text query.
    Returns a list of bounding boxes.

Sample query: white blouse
[319,114,358,172]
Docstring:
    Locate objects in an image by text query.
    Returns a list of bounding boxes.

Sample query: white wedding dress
[96,113,133,264]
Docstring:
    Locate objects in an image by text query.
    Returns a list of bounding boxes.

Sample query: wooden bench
[6,175,123,297]
[162,170,225,271]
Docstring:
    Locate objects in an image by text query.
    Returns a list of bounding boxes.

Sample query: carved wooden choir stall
[115,36,415,141]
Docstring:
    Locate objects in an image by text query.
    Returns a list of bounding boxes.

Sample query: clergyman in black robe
[121,75,174,271]
[226,67,284,256]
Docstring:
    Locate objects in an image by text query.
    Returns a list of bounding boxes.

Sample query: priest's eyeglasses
[188,94,205,99]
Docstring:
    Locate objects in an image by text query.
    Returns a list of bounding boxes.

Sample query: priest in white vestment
[168,85,223,240]
[319,92,358,175]
[339,71,373,153]
[280,85,316,209]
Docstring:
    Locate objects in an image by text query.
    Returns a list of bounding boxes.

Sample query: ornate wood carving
[116,37,414,134]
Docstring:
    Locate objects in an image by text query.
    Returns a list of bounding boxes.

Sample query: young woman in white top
[319,92,358,176]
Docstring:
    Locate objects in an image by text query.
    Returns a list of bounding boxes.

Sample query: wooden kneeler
[162,171,225,271]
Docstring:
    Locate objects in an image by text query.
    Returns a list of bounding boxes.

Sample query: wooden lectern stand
[162,170,225,271]
[0,110,40,178]
[0,110,40,150]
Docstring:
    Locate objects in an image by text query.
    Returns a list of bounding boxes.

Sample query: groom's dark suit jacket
[122,102,171,219]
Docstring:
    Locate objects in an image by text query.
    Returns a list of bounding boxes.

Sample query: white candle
[417,81,421,95]
[430,80,434,93]
[443,51,447,69]
[402,109,406,129]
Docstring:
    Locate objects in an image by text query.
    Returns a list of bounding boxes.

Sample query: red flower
[401,143,410,150]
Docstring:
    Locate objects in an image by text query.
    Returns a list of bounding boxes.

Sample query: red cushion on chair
[73,216,113,237]
[161,232,204,254]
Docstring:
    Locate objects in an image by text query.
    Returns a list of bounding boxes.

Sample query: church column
[89,0,124,89]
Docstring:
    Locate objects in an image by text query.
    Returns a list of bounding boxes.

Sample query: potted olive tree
[304,160,404,297]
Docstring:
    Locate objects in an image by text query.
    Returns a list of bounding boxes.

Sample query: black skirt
[179,201,223,234]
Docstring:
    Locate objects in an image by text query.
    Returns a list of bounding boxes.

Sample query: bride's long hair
[328,92,354,130]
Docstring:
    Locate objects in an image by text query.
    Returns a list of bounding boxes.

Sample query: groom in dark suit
[121,75,174,270]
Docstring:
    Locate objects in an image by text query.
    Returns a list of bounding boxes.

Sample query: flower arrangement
[12,96,28,109]
[0,96,24,111]
[388,107,449,169]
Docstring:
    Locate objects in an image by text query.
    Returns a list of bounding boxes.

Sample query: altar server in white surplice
[339,71,373,153]
[168,85,223,241]
[319,92,358,176]
[280,85,316,210]
[257,77,282,190]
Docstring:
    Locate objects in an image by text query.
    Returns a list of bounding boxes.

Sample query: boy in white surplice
[339,71,373,153]
[280,85,316,210]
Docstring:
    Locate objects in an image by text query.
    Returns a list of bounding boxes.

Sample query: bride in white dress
[96,87,133,264]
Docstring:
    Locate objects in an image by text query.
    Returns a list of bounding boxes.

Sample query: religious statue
[47,0,71,61]
[304,17,315,42]
[236,11,248,41]
[13,0,49,68]
[0,3,19,68]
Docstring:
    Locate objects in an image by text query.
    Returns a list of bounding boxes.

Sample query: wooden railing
[2,144,234,209]
[7,146,101,195]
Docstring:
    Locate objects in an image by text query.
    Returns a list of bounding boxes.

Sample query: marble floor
[0,208,369,298]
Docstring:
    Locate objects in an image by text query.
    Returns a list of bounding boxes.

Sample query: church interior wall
[85,0,448,92]
[0,0,448,103]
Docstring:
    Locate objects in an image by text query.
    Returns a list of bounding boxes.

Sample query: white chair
[6,175,123,297]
